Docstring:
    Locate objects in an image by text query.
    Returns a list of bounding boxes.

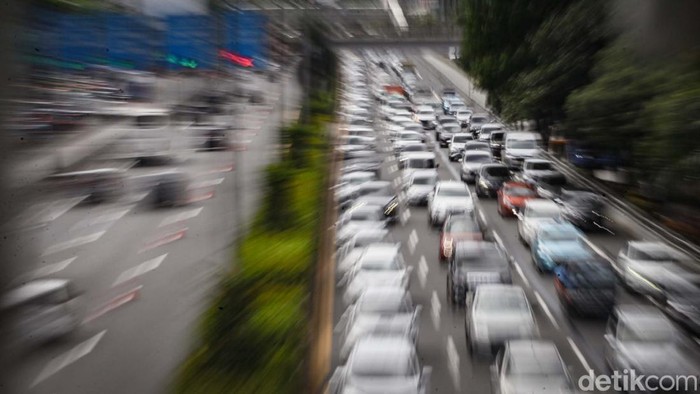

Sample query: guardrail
[416,53,700,264]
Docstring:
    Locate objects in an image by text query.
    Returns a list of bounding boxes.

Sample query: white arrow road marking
[42,231,107,256]
[408,229,418,255]
[400,209,412,226]
[446,336,461,391]
[431,290,441,331]
[32,330,107,387]
[513,262,531,288]
[29,257,77,279]
[418,256,428,289]
[70,206,133,232]
[159,207,203,228]
[113,254,168,287]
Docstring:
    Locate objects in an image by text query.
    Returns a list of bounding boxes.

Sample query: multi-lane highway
[330,48,699,394]
[2,70,301,394]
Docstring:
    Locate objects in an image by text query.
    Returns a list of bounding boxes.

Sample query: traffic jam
[327,50,700,394]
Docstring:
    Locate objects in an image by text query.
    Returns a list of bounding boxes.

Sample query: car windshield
[400,134,422,141]
[568,265,616,289]
[446,218,479,232]
[404,145,427,152]
[453,136,471,143]
[485,167,510,177]
[529,162,552,170]
[491,133,504,142]
[418,110,433,115]
[413,175,438,186]
[465,154,491,163]
[628,247,679,262]
[477,292,528,311]
[471,116,487,123]
[540,175,567,186]
[508,140,537,149]
[466,144,489,150]
[508,355,566,377]
[352,353,415,377]
[438,187,467,197]
[406,159,435,169]
[360,255,400,270]
[350,210,383,221]
[618,321,676,342]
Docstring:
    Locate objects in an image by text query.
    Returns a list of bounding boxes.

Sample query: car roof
[524,200,560,209]
[475,284,524,297]
[437,181,468,189]
[363,243,401,257]
[507,340,562,367]
[453,133,471,137]
[400,152,436,159]
[537,222,580,235]
[481,123,502,128]
[3,279,71,308]
[353,336,414,362]
[411,169,439,177]
[466,141,489,146]
[524,159,551,164]
[342,171,375,179]
[360,286,410,301]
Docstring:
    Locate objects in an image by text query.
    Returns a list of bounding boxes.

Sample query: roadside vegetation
[174,18,336,394]
[458,0,700,241]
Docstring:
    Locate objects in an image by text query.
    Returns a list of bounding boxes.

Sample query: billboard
[224,12,268,69]
[164,15,215,70]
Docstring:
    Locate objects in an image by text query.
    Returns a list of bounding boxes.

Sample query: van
[503,131,543,170]
[398,152,438,182]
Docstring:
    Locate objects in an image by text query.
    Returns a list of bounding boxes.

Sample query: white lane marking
[478,209,487,226]
[112,253,168,287]
[513,262,531,288]
[189,177,224,189]
[42,231,107,256]
[446,336,461,391]
[418,256,428,289]
[43,196,89,222]
[493,231,505,250]
[431,290,441,331]
[408,229,418,255]
[567,336,593,372]
[159,207,204,228]
[398,191,407,204]
[534,291,561,330]
[31,330,107,387]
[580,237,615,264]
[30,257,76,279]
[433,145,461,180]
[389,164,398,174]
[70,206,133,232]
[121,191,150,204]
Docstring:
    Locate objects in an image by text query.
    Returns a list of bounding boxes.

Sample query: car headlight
[479,178,491,188]
[443,238,453,252]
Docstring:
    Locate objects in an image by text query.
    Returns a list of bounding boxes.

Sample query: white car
[337,287,420,361]
[414,106,437,129]
[336,242,403,283]
[448,133,473,161]
[517,200,562,246]
[519,159,560,184]
[403,169,439,206]
[341,261,412,306]
[615,241,692,297]
[455,109,473,127]
[428,181,473,227]
[399,152,438,183]
[460,150,494,183]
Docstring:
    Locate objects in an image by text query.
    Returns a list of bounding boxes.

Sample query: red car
[497,181,538,217]
[439,213,483,261]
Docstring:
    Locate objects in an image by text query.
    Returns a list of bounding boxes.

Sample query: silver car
[460,150,493,183]
[427,181,473,227]
[403,169,439,206]
[337,287,421,361]
[492,340,575,394]
[615,241,692,297]
[465,285,539,357]
[336,243,403,283]
[341,253,412,305]
[330,336,432,394]
[516,200,562,246]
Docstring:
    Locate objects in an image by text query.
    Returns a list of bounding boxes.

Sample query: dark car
[48,168,125,204]
[356,195,399,225]
[439,213,484,261]
[660,275,700,337]
[532,172,568,200]
[474,164,511,198]
[153,172,189,207]
[446,241,511,306]
[203,128,228,150]
[438,125,461,147]
[555,189,609,232]
[489,130,506,158]
[554,259,616,317]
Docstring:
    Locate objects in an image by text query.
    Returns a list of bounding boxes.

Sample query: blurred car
[474,163,511,198]
[435,115,458,139]
[662,276,700,337]
[554,259,617,317]
[448,133,474,161]
[447,241,511,305]
[341,156,382,177]
[337,287,421,361]
[476,123,502,142]
[338,171,377,189]
[555,189,610,232]
[455,109,473,127]
[341,258,412,306]
[603,305,699,381]
[492,340,575,394]
[519,159,559,184]
[465,285,539,357]
[403,169,439,206]
[153,171,189,207]
[400,143,431,154]
[530,222,591,272]
[330,336,431,394]
[614,241,692,297]
[398,152,438,182]
[356,194,400,225]
[462,140,491,154]
[437,124,462,147]
[468,113,490,134]
[502,132,542,170]
[336,243,404,284]
[439,214,484,262]
[48,168,125,204]
[414,106,437,129]
[1,279,82,344]
[489,130,506,158]
[337,135,376,154]
[532,172,568,200]
[497,182,538,217]
[428,181,474,227]
[337,180,393,211]
[460,150,494,183]
[393,132,426,156]
[517,200,562,246]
